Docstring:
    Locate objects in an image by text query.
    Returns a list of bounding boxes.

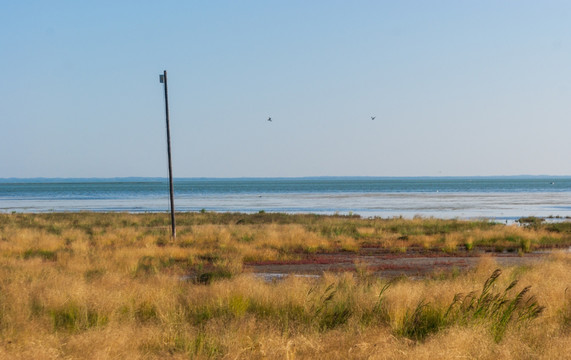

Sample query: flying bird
[267,117,272,122]
[371,116,376,120]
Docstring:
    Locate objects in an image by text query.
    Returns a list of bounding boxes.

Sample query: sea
[1,177,571,221]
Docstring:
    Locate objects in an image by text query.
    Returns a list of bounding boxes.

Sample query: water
[1,177,571,220]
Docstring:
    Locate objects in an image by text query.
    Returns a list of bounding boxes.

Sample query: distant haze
[1,1,570,178]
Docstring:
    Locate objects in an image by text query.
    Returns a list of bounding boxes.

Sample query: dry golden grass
[0,213,570,359]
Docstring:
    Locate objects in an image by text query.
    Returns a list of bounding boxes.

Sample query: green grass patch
[22,249,57,261]
[49,303,108,333]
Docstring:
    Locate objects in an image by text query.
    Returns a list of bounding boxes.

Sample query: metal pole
[161,70,176,240]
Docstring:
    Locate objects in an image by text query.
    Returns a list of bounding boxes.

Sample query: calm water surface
[1,177,570,220]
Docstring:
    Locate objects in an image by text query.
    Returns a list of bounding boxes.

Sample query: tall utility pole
[160,70,176,240]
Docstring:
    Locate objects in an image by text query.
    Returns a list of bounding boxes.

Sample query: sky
[1,1,570,178]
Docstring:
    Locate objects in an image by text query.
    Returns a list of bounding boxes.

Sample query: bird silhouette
[371,116,376,120]
[267,117,272,122]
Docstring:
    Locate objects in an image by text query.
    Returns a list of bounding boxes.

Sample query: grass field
[0,212,570,359]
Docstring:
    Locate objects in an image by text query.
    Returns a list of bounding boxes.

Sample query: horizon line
[1,174,571,182]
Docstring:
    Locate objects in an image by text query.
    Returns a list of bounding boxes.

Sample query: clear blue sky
[1,1,570,178]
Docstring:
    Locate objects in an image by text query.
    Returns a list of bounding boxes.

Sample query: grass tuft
[49,303,108,333]
[397,300,446,341]
[445,268,545,342]
[23,248,57,261]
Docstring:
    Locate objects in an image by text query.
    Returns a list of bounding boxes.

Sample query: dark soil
[244,247,551,278]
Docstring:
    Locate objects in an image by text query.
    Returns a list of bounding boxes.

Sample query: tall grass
[1,213,569,261]
[0,213,570,359]
[446,269,545,342]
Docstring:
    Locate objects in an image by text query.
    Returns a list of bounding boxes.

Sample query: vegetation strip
[0,213,569,358]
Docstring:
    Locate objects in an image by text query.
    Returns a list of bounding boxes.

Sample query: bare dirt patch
[244,248,548,278]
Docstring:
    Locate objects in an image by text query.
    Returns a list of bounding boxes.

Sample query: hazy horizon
[2,2,570,178]
[2,175,571,182]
